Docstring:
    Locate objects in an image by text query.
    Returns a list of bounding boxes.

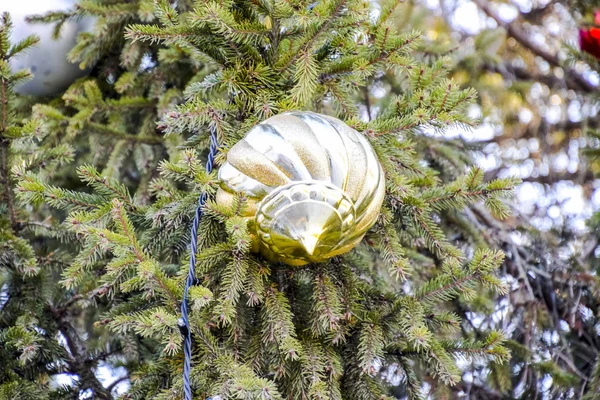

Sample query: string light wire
[178,126,218,400]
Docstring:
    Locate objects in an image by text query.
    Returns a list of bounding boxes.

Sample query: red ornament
[580,27,600,59]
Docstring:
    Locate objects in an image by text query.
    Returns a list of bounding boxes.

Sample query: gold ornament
[217,111,385,266]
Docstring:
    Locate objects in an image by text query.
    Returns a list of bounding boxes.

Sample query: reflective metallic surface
[217,111,385,265]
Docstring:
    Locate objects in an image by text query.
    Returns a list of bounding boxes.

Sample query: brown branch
[520,0,560,23]
[57,285,110,312]
[473,0,597,93]
[106,375,129,393]
[0,78,17,230]
[363,85,372,121]
[50,307,113,400]
[85,121,164,145]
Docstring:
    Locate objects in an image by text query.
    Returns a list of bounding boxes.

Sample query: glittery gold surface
[217,111,385,265]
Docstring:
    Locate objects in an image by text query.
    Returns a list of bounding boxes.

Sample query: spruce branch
[77,165,141,212]
[402,198,463,261]
[422,168,519,219]
[278,0,350,73]
[378,0,408,25]
[441,331,510,364]
[311,270,344,340]
[358,324,385,375]
[290,50,319,105]
[416,249,507,305]
[260,293,304,366]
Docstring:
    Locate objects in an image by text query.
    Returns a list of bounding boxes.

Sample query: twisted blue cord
[178,126,218,400]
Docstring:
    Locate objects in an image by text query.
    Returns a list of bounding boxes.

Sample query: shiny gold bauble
[216,111,385,266]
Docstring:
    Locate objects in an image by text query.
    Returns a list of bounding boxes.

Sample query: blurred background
[390,1,600,398]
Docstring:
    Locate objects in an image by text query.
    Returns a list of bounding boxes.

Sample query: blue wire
[178,126,218,400]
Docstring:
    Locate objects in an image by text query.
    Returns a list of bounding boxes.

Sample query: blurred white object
[4,0,94,95]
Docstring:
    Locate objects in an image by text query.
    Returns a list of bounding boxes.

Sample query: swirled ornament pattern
[217,112,385,266]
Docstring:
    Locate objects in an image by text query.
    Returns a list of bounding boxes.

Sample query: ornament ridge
[217,111,385,265]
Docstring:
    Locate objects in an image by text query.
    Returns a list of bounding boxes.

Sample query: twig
[363,85,372,121]
[50,307,113,400]
[58,285,110,311]
[556,351,589,381]
[107,375,130,392]
[85,121,164,145]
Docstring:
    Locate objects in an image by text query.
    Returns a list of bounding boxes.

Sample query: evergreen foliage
[400,1,600,398]
[1,1,522,399]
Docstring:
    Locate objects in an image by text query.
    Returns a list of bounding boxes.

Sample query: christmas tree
[0,0,554,399]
